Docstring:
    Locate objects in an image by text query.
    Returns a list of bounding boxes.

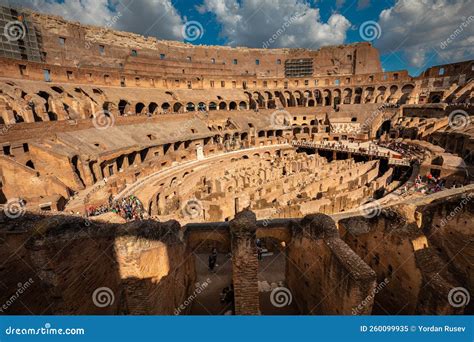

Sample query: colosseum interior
[0,5,473,316]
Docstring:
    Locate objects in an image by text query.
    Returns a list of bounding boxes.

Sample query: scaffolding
[0,4,42,62]
[284,58,313,78]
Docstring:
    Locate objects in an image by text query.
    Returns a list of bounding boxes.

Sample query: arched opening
[135,102,145,114]
[26,160,35,169]
[323,89,331,106]
[118,100,129,116]
[239,101,247,110]
[375,87,386,103]
[186,102,196,112]
[354,88,362,104]
[198,102,207,111]
[314,90,322,105]
[173,102,183,113]
[219,102,227,110]
[343,88,352,104]
[376,120,391,139]
[148,102,159,114]
[209,102,217,111]
[399,84,414,105]
[229,101,237,110]
[162,102,170,112]
[333,89,341,106]
[14,111,25,123]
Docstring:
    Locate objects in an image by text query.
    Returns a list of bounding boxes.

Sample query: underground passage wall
[286,214,377,315]
[0,214,196,315]
[338,188,474,315]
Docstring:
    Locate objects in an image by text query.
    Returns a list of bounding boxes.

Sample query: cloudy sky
[8,0,474,76]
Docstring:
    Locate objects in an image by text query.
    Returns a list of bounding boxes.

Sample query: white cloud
[12,0,184,41]
[375,0,474,68]
[199,0,351,48]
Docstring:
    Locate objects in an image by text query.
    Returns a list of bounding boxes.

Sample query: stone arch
[323,89,331,106]
[161,102,170,112]
[375,86,386,103]
[148,102,159,114]
[354,88,362,104]
[135,102,145,114]
[209,102,217,111]
[399,84,415,104]
[198,102,207,111]
[219,101,227,110]
[364,87,375,104]
[118,99,130,115]
[294,90,304,106]
[173,102,183,113]
[314,89,322,105]
[333,89,341,106]
[343,88,352,104]
[284,91,296,107]
[229,101,237,110]
[186,102,195,112]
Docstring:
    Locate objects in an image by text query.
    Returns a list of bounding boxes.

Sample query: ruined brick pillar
[229,210,259,315]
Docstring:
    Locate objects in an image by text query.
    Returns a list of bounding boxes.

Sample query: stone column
[229,210,259,315]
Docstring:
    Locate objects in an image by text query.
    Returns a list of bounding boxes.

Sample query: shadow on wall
[0,213,196,315]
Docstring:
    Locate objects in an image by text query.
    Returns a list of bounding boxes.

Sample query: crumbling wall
[339,209,463,314]
[0,213,196,315]
[417,192,474,314]
[286,214,376,314]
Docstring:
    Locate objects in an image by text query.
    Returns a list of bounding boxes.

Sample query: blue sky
[13,0,474,76]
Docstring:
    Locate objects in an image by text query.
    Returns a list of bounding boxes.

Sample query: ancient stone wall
[339,207,465,314]
[286,214,376,314]
[0,213,196,315]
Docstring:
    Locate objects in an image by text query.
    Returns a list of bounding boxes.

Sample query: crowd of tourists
[376,140,424,160]
[398,174,446,196]
[86,195,145,221]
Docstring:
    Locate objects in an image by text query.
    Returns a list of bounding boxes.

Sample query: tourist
[209,248,218,271]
